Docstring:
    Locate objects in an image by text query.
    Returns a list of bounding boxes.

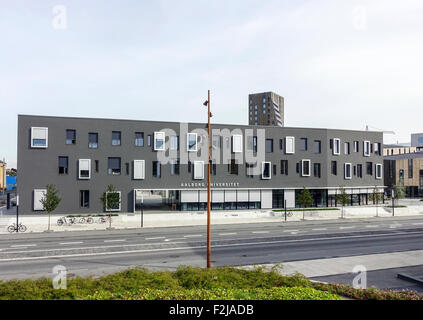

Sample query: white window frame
[261,161,271,180]
[78,159,91,180]
[232,135,243,153]
[133,160,145,180]
[285,136,295,154]
[301,159,311,177]
[154,132,165,151]
[105,191,121,211]
[375,163,383,179]
[33,189,46,211]
[364,141,371,157]
[187,133,197,152]
[193,161,204,180]
[31,127,48,148]
[344,163,352,180]
[333,138,340,155]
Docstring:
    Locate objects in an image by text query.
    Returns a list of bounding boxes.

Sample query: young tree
[40,184,61,232]
[335,186,350,219]
[100,184,120,229]
[297,187,314,220]
[393,184,406,206]
[370,186,383,217]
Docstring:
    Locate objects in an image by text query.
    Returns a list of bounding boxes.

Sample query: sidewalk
[1,203,423,234]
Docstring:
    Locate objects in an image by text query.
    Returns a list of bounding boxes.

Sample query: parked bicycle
[98,216,112,224]
[77,217,94,224]
[7,223,27,233]
[57,216,77,226]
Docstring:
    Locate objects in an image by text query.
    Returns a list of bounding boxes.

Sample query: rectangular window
[170,136,179,150]
[374,143,381,156]
[279,139,284,151]
[408,159,413,178]
[366,162,373,175]
[152,161,161,178]
[187,133,197,152]
[154,132,165,151]
[331,161,337,175]
[108,157,121,175]
[147,135,152,146]
[229,159,238,175]
[280,160,288,175]
[212,162,217,176]
[273,164,277,176]
[133,160,145,179]
[58,156,68,174]
[265,139,273,153]
[135,132,144,147]
[357,164,363,178]
[299,138,308,151]
[344,163,352,179]
[301,159,311,177]
[95,160,99,173]
[364,141,371,157]
[80,190,89,208]
[354,141,359,153]
[232,135,243,153]
[376,163,383,179]
[88,133,98,149]
[344,142,350,155]
[125,162,129,175]
[170,159,180,175]
[194,161,204,179]
[285,136,295,154]
[112,131,121,146]
[33,189,46,211]
[314,140,321,154]
[212,135,221,149]
[314,163,321,178]
[247,136,257,152]
[66,129,76,145]
[246,163,254,178]
[31,127,48,148]
[262,162,271,179]
[78,159,91,179]
[333,138,340,155]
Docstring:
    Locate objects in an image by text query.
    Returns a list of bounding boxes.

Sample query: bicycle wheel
[87,217,94,224]
[7,225,16,233]
[19,224,27,233]
[79,218,86,224]
[99,217,106,224]
[57,219,64,226]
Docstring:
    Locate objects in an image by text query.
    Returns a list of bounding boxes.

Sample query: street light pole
[204,90,212,269]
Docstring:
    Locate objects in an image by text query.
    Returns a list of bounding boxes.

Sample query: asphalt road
[1,215,423,289]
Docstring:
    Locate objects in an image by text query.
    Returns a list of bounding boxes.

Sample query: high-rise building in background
[248,92,284,127]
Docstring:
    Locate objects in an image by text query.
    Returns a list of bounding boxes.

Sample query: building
[411,133,423,151]
[384,152,423,197]
[0,160,6,193]
[383,143,417,156]
[248,92,284,127]
[17,114,384,215]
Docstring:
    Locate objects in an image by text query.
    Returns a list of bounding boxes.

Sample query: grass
[0,266,422,300]
[273,208,340,212]
[66,213,119,217]
[384,205,407,208]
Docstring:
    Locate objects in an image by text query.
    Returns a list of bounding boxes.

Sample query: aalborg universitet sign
[180,182,240,188]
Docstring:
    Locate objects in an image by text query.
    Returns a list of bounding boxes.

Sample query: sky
[1,0,423,168]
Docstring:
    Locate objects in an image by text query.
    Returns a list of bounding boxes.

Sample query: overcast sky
[1,0,423,168]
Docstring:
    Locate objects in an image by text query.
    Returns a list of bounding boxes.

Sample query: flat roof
[384,152,423,160]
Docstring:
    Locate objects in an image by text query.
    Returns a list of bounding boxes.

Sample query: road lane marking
[252,231,269,234]
[365,225,379,228]
[10,244,36,248]
[104,239,126,243]
[283,230,299,233]
[145,237,165,240]
[340,226,355,230]
[312,228,327,231]
[184,235,203,238]
[413,223,423,226]
[2,230,423,262]
[219,233,237,236]
[60,242,83,245]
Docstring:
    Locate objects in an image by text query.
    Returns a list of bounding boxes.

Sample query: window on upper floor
[354,141,359,153]
[89,133,98,149]
[357,164,363,178]
[78,159,91,179]
[285,136,295,154]
[133,160,145,179]
[112,131,121,146]
[280,160,288,175]
[154,132,165,151]
[135,132,144,147]
[152,161,161,178]
[364,141,371,157]
[314,140,321,154]
[170,136,179,151]
[344,163,352,180]
[331,161,337,175]
[58,156,68,174]
[31,127,48,148]
[232,135,243,153]
[247,136,257,153]
[194,161,204,180]
[314,163,321,178]
[366,162,373,175]
[344,142,350,155]
[265,139,273,153]
[376,163,383,179]
[187,133,197,152]
[228,159,238,175]
[301,159,311,177]
[408,159,413,178]
[170,159,180,175]
[299,138,308,151]
[262,162,271,179]
[108,157,121,175]
[80,190,89,208]
[333,138,340,155]
[66,129,76,145]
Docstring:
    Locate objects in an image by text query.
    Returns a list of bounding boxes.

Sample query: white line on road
[2,230,422,262]
[312,228,327,231]
[218,233,237,236]
[413,223,423,226]
[10,244,36,248]
[145,237,165,240]
[104,239,126,243]
[60,242,84,245]
[339,226,355,230]
[252,231,269,234]
[283,230,299,233]
[184,235,203,238]
[365,225,379,228]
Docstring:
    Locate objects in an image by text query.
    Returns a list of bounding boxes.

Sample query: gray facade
[18,115,384,214]
[248,92,284,127]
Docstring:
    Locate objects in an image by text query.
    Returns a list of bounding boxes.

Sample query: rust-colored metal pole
[207,89,211,268]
